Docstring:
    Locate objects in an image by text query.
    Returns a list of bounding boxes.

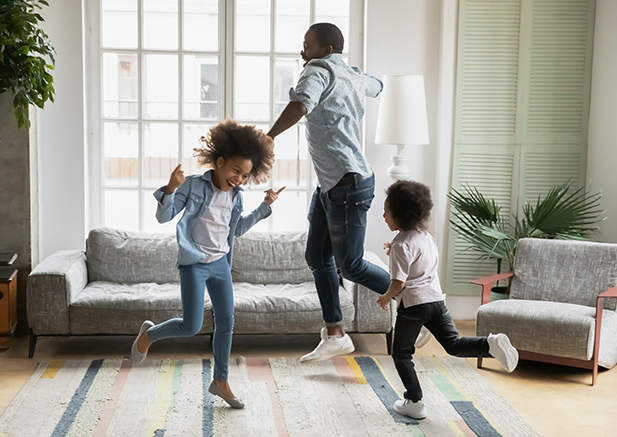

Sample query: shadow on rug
[0,356,539,437]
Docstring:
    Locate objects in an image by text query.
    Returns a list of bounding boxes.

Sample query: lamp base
[386,145,411,181]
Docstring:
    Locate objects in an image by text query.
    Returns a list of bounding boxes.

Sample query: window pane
[271,125,309,189]
[102,0,137,48]
[183,123,213,176]
[144,123,179,187]
[235,56,270,120]
[274,58,301,118]
[104,190,139,231]
[143,191,179,234]
[183,55,218,120]
[275,0,309,52]
[315,0,350,54]
[236,0,270,52]
[144,54,178,119]
[103,53,138,118]
[143,0,178,50]
[103,122,139,186]
[241,190,269,232]
[184,0,218,51]
[270,191,308,231]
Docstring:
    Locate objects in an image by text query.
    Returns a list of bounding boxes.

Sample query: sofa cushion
[231,231,313,284]
[477,299,617,368]
[87,227,179,284]
[69,281,213,334]
[232,281,355,334]
[511,238,617,310]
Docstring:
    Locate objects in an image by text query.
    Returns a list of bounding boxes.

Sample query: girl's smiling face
[300,29,333,67]
[212,156,253,191]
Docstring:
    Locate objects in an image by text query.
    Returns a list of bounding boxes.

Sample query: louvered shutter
[446,0,595,296]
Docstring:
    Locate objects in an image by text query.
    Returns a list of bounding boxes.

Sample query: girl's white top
[389,229,445,308]
[191,185,234,264]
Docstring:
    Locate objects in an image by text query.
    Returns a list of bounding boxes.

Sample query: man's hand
[264,186,286,206]
[164,164,186,195]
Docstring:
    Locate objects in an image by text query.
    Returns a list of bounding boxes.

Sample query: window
[86,0,363,234]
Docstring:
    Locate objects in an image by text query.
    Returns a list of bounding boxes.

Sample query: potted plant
[448,181,604,300]
[0,0,55,129]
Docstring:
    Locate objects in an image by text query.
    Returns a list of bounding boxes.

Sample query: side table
[0,253,18,349]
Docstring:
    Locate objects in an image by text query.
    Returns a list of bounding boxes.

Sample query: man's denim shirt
[153,169,272,267]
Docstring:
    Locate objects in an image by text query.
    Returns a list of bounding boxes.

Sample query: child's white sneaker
[299,328,355,363]
[415,327,431,348]
[131,320,154,364]
[488,333,519,373]
[394,399,428,419]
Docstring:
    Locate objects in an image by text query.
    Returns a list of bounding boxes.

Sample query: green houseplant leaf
[0,0,56,129]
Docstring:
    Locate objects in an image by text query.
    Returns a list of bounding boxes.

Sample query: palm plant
[448,182,604,277]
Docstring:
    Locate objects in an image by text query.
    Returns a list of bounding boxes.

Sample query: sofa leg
[29,331,38,358]
[477,357,483,368]
[386,330,393,355]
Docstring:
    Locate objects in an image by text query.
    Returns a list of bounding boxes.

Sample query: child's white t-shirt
[389,229,445,308]
[191,186,234,264]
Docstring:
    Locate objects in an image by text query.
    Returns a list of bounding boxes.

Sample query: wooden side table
[0,253,18,349]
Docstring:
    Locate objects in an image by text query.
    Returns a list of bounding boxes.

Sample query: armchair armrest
[470,272,514,305]
[592,285,617,385]
[27,250,87,335]
[353,251,395,332]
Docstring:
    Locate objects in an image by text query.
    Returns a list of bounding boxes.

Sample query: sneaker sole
[496,335,518,373]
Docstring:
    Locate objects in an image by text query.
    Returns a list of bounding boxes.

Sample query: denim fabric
[147,257,234,381]
[289,54,382,192]
[392,301,490,402]
[153,169,272,266]
[305,174,390,325]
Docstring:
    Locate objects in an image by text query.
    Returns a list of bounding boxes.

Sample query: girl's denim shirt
[153,169,271,267]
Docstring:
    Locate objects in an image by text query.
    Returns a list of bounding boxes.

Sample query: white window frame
[85,0,365,232]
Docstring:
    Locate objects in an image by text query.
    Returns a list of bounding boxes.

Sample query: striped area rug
[0,356,539,437]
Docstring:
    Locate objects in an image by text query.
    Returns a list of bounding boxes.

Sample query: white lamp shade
[375,75,429,146]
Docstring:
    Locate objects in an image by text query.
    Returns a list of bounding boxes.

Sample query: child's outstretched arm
[376,280,405,310]
[234,187,286,237]
[153,164,188,223]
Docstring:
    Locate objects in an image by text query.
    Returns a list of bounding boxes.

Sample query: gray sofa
[474,238,617,385]
[27,227,395,357]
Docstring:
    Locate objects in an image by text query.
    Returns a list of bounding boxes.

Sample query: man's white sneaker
[393,399,428,419]
[488,333,519,373]
[415,327,431,349]
[299,328,355,363]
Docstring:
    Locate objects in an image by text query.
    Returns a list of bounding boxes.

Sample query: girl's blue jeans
[147,257,234,381]
[305,174,390,326]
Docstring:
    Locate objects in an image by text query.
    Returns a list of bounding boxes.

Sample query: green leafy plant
[448,182,604,276]
[0,0,55,129]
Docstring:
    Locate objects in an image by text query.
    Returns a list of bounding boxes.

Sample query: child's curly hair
[194,120,275,185]
[386,180,433,231]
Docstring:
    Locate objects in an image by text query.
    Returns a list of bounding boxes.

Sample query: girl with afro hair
[132,120,282,409]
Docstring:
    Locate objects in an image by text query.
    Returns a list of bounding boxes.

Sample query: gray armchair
[471,238,617,385]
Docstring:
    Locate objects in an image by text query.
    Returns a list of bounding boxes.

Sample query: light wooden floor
[1,320,615,437]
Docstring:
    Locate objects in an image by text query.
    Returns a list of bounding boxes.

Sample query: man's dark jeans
[393,300,491,402]
[305,174,390,326]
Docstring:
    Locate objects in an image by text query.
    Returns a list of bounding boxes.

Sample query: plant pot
[490,286,510,302]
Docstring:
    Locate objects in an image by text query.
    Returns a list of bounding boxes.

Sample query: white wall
[37,0,87,260]
[587,0,617,244]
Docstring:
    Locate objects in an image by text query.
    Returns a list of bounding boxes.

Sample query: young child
[376,180,518,420]
[131,120,281,409]
[267,22,390,362]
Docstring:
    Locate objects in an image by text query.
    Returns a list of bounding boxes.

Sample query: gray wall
[0,93,32,331]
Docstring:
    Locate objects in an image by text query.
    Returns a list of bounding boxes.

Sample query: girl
[377,180,518,419]
[131,120,281,409]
